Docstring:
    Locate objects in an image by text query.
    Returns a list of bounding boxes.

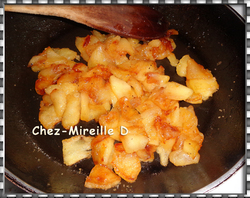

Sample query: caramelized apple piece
[85,164,121,190]
[112,143,141,183]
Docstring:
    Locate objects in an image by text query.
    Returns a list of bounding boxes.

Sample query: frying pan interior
[5,5,245,193]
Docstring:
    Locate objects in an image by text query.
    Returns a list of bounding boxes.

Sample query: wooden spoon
[5,5,168,40]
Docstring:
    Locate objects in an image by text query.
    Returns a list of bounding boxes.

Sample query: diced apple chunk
[62,135,94,166]
[80,92,107,122]
[186,78,219,101]
[80,92,91,122]
[176,55,191,77]
[121,134,148,153]
[85,164,121,190]
[52,48,78,61]
[163,82,193,101]
[186,58,213,79]
[88,45,111,68]
[62,92,81,130]
[169,150,200,166]
[167,52,179,67]
[39,105,61,129]
[110,75,133,99]
[91,135,115,168]
[141,107,162,146]
[185,58,219,101]
[112,143,141,183]
[50,89,67,118]
[183,139,201,159]
[156,138,176,167]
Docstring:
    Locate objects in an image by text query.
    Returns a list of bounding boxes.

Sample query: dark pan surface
[5,5,245,193]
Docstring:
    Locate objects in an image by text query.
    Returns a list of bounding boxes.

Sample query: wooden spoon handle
[5,5,168,40]
[5,5,94,25]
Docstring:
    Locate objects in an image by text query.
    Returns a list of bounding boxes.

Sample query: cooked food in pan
[28,29,219,190]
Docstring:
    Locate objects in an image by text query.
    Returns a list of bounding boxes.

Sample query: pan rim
[5,168,44,194]
[194,156,245,194]
[4,4,246,194]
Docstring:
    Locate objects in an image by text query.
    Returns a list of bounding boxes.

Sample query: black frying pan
[5,5,245,194]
